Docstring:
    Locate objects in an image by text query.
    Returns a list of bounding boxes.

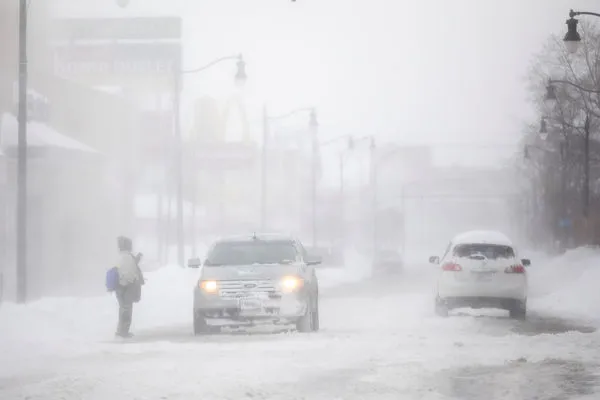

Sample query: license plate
[239,298,263,310]
[473,272,494,281]
[220,291,266,299]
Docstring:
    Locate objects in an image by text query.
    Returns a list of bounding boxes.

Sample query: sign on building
[51,17,181,89]
[53,43,180,87]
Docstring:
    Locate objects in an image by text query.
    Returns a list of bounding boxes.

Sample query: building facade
[0,4,144,300]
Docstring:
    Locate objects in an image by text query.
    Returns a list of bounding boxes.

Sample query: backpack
[106,267,119,292]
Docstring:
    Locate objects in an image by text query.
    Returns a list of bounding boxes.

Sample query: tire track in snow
[432,358,600,400]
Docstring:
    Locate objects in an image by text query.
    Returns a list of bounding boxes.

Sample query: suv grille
[218,280,277,298]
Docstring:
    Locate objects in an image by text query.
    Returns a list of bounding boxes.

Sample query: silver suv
[188,233,321,335]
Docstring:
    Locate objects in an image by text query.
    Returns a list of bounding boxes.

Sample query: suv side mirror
[188,257,202,268]
[429,256,440,264]
[306,255,322,266]
[521,258,531,267]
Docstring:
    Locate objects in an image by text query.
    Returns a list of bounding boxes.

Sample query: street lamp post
[16,0,28,303]
[173,54,246,266]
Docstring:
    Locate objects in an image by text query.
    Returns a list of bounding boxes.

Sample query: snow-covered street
[4,1,600,398]
[2,249,600,400]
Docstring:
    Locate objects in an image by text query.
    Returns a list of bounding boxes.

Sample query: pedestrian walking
[114,236,144,338]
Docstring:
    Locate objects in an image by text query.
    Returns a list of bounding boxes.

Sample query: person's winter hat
[117,236,133,251]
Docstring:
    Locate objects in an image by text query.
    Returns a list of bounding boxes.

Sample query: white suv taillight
[442,262,462,271]
[505,264,525,274]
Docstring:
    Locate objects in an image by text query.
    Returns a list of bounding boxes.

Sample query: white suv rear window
[453,243,515,259]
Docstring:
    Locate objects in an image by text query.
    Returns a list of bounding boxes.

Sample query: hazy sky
[48,0,600,165]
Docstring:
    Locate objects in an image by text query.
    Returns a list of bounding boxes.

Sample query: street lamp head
[234,55,247,87]
[564,14,582,54]
[309,108,318,128]
[544,82,558,108]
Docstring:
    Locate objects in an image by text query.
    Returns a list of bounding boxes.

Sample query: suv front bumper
[194,289,309,322]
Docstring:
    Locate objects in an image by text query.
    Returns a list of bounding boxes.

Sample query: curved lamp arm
[269,107,314,121]
[570,10,600,19]
[181,54,242,75]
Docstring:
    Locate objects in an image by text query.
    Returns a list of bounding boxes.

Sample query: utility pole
[16,0,28,303]
[260,104,269,231]
[173,72,185,267]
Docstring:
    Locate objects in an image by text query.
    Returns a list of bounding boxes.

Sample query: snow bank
[0,265,196,348]
[529,247,600,324]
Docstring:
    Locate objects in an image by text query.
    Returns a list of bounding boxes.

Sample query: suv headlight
[281,276,304,292]
[199,280,218,293]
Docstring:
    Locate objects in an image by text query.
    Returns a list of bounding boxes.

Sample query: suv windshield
[453,243,515,259]
[204,240,298,266]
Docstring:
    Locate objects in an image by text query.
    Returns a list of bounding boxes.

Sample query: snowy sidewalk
[527,247,600,325]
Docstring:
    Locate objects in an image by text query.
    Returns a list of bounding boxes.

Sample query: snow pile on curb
[0,265,198,352]
[529,247,600,323]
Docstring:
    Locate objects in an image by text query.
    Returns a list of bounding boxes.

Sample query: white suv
[429,230,530,319]
[188,233,321,334]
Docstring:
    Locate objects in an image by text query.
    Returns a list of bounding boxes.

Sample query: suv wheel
[509,300,527,320]
[193,311,210,335]
[311,295,320,332]
[296,297,314,333]
[435,296,449,317]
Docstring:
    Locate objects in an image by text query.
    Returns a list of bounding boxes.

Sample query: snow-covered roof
[217,233,295,243]
[451,230,513,246]
[0,113,99,154]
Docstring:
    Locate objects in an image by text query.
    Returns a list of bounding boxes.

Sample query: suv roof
[216,233,296,244]
[452,230,513,246]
